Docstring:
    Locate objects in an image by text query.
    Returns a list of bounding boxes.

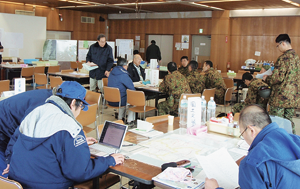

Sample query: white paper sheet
[256,68,272,79]
[197,148,239,189]
[181,43,189,49]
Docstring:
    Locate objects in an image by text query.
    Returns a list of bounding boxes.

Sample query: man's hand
[205,178,219,189]
[105,71,110,77]
[111,154,125,165]
[2,164,9,175]
[86,137,97,145]
[263,75,268,81]
[87,62,97,67]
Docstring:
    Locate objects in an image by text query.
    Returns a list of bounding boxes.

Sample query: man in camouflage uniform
[158,62,191,116]
[203,60,227,104]
[178,56,189,77]
[186,60,205,94]
[233,72,268,113]
[263,34,300,134]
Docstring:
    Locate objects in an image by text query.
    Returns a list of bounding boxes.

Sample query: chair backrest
[61,69,74,73]
[224,87,234,102]
[270,116,293,134]
[145,115,169,124]
[238,70,248,74]
[70,61,78,70]
[77,62,83,69]
[47,66,60,73]
[49,76,63,88]
[0,176,23,189]
[223,78,234,88]
[233,113,240,122]
[34,73,47,85]
[21,67,34,77]
[179,93,201,103]
[85,90,101,105]
[102,78,108,87]
[76,104,98,126]
[127,89,145,107]
[34,66,45,74]
[97,120,124,136]
[103,86,121,103]
[0,80,10,94]
[202,88,216,102]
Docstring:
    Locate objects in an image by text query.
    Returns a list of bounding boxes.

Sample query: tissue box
[207,122,240,137]
[227,72,236,77]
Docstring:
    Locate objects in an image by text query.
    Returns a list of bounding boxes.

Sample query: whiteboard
[77,40,115,62]
[0,13,46,59]
[116,39,133,61]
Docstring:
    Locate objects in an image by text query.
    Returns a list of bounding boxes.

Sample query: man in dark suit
[146,40,161,63]
[0,42,3,63]
[127,54,145,82]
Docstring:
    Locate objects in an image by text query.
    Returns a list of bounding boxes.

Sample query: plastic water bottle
[201,96,206,125]
[179,95,188,127]
[207,97,216,121]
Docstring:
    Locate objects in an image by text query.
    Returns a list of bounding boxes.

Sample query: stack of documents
[129,120,163,138]
[256,68,272,79]
[82,63,98,71]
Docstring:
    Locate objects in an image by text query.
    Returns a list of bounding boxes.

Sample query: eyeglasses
[276,42,282,48]
[239,125,255,140]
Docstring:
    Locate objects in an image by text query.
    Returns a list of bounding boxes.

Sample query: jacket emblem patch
[74,135,86,147]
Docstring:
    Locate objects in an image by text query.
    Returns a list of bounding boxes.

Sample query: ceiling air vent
[81,16,95,24]
[15,10,35,16]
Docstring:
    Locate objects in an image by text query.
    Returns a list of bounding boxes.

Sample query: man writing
[263,34,300,134]
[205,105,300,189]
[86,34,114,92]
[127,54,145,82]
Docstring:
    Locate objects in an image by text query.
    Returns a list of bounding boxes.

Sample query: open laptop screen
[99,121,127,148]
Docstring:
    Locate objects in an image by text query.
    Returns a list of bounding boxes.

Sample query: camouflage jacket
[159,70,191,100]
[186,70,205,94]
[265,49,300,108]
[204,68,227,90]
[178,66,189,77]
[244,78,268,106]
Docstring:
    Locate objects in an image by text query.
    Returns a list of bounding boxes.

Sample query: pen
[122,144,135,147]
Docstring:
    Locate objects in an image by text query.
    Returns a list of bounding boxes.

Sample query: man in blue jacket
[86,34,114,92]
[8,81,124,188]
[205,104,300,189]
[108,57,136,124]
[0,89,53,178]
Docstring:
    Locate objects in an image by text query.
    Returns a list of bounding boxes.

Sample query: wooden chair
[34,73,48,89]
[223,78,234,88]
[0,176,23,189]
[70,61,78,71]
[74,174,120,189]
[49,76,63,88]
[202,88,216,103]
[102,78,108,87]
[47,66,60,73]
[61,69,74,73]
[0,80,10,94]
[21,67,34,81]
[126,89,157,120]
[85,90,101,137]
[78,62,83,69]
[233,113,240,122]
[145,115,169,124]
[34,66,45,74]
[76,104,98,135]
[217,87,234,113]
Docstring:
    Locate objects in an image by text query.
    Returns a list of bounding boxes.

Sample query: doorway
[191,35,211,68]
[147,35,173,66]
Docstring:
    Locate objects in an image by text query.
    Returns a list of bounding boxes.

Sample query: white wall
[0,13,46,59]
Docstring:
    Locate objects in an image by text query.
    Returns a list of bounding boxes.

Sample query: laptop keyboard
[93,145,117,154]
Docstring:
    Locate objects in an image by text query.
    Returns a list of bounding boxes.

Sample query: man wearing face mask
[205,105,300,189]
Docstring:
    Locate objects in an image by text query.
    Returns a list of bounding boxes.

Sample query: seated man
[178,56,189,77]
[108,57,136,124]
[158,62,191,116]
[127,54,145,82]
[186,60,205,94]
[203,60,227,104]
[8,81,124,188]
[233,72,268,113]
[205,105,300,189]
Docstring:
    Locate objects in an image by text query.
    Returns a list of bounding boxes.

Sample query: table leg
[92,176,100,189]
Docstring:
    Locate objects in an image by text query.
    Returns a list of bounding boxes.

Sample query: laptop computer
[89,121,128,157]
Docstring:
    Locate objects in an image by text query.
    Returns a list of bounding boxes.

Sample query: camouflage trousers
[269,106,296,134]
[232,102,245,114]
[215,88,225,104]
[158,101,179,116]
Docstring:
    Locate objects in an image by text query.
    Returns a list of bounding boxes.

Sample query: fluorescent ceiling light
[114,2,165,6]
[190,2,224,10]
[282,0,300,6]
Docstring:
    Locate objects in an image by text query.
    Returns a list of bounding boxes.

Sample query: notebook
[89,121,128,157]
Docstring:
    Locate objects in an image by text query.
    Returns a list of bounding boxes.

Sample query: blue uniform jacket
[107,66,135,107]
[0,89,52,154]
[86,42,114,80]
[239,122,300,189]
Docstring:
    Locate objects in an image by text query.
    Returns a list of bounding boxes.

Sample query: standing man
[178,56,189,77]
[0,41,3,63]
[158,62,191,116]
[186,60,205,94]
[127,54,145,82]
[233,72,268,113]
[146,40,161,64]
[86,34,114,92]
[263,34,300,134]
[203,60,227,104]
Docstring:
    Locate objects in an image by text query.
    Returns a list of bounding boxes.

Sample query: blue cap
[56,81,89,111]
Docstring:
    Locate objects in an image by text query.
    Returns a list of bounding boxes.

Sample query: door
[148,35,173,66]
[191,35,211,68]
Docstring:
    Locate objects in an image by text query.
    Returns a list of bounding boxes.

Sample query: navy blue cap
[56,81,89,111]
